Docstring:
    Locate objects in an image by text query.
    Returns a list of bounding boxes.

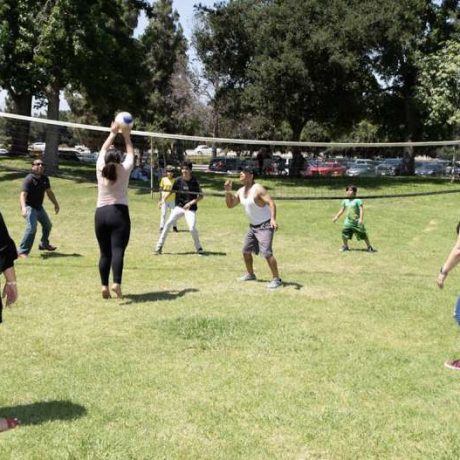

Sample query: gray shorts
[242,220,274,257]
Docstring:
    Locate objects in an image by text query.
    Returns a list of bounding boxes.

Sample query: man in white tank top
[224,165,282,289]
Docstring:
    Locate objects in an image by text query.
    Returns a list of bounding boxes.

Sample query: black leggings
[95,205,131,285]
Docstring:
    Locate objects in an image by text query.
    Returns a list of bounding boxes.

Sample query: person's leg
[240,227,258,279]
[36,207,53,247]
[168,202,178,232]
[445,296,460,369]
[95,207,112,297]
[243,252,255,275]
[159,201,167,230]
[18,207,38,255]
[265,255,280,279]
[184,210,202,251]
[341,227,351,250]
[156,206,183,252]
[256,224,281,282]
[110,206,131,298]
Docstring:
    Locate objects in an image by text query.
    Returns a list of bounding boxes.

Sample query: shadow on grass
[40,252,83,259]
[169,250,226,256]
[255,280,303,290]
[0,171,26,182]
[122,288,199,304]
[1,400,87,426]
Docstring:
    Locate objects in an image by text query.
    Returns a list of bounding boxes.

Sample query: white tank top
[237,183,271,225]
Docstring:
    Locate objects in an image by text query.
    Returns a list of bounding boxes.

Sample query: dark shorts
[242,220,274,257]
[342,222,368,241]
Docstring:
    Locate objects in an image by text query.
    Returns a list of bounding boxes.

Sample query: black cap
[241,165,256,175]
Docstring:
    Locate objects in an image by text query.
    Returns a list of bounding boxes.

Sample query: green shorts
[342,222,368,241]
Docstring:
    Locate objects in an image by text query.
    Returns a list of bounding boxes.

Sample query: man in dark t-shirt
[18,160,60,257]
[154,160,204,255]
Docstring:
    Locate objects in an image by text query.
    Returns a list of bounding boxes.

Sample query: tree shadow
[122,288,199,304]
[0,171,26,182]
[40,252,82,259]
[1,400,87,426]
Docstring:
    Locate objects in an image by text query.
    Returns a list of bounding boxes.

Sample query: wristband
[6,281,16,286]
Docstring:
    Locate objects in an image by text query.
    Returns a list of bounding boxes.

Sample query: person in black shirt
[18,160,60,257]
[0,211,18,322]
[154,161,204,255]
[0,211,20,432]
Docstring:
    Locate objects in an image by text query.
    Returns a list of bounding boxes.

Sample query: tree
[0,0,44,155]
[140,0,188,134]
[195,0,376,175]
[416,40,460,132]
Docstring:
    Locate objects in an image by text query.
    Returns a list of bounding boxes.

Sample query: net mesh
[1,111,460,200]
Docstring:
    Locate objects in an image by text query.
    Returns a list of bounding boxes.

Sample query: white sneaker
[238,273,256,281]
[267,278,282,289]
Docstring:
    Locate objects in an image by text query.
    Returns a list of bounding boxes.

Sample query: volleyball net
[1,111,460,201]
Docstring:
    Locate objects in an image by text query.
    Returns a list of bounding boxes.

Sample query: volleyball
[115,112,133,129]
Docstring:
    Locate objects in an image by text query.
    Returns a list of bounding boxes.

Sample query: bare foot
[101,286,111,299]
[0,417,20,432]
[111,283,123,299]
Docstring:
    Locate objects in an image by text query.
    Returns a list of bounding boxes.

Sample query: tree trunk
[289,125,304,177]
[43,85,60,174]
[9,93,32,156]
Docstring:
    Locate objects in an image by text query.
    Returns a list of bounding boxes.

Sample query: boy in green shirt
[332,185,376,252]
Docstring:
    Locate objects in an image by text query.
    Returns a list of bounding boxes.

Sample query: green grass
[1,157,460,458]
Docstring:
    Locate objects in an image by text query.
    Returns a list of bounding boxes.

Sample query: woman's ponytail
[102,150,122,181]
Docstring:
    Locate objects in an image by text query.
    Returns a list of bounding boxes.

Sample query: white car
[192,145,221,156]
[30,142,46,151]
[0,148,8,155]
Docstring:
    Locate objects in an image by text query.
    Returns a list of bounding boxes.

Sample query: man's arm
[183,181,203,210]
[46,189,60,214]
[256,187,278,229]
[19,191,28,217]
[224,180,240,208]
[437,232,460,288]
[359,203,364,225]
[333,207,345,223]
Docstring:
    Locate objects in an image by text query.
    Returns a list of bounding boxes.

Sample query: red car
[303,161,347,177]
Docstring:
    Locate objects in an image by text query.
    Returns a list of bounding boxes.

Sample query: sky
[0,0,219,111]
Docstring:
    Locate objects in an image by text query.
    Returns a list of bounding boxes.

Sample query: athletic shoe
[154,246,162,255]
[367,246,377,253]
[444,359,460,370]
[239,273,256,281]
[38,243,56,251]
[197,247,204,255]
[267,277,282,289]
[340,245,350,252]
[173,227,178,233]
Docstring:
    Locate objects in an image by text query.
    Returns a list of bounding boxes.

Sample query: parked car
[58,148,80,161]
[414,162,445,176]
[352,158,375,166]
[76,151,98,163]
[29,142,46,151]
[207,156,255,174]
[303,161,346,177]
[346,163,377,177]
[0,148,8,155]
[376,158,403,176]
[192,145,222,156]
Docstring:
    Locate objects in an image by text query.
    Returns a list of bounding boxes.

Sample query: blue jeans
[454,296,460,326]
[18,206,52,255]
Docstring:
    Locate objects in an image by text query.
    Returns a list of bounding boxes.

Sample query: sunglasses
[33,163,44,166]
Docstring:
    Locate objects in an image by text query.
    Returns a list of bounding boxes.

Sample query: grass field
[1,157,460,459]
